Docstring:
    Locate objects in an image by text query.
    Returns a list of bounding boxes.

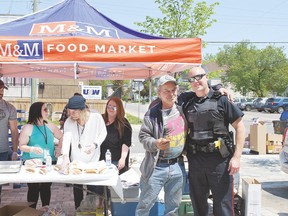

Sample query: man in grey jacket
[135,75,187,216]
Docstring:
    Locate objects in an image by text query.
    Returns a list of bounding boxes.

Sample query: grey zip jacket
[138,101,186,182]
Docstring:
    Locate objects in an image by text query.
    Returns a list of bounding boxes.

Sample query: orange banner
[0,37,201,64]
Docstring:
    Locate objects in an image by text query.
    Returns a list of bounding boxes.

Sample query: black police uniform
[183,89,243,216]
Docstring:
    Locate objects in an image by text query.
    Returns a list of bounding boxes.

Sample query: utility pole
[30,0,39,104]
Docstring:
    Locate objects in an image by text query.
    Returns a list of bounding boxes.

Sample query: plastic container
[110,184,140,198]
[45,150,52,171]
[178,195,194,216]
[111,197,164,216]
[105,149,111,167]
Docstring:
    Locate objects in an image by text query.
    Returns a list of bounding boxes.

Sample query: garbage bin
[272,120,288,134]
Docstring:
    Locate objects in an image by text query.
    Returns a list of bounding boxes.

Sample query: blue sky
[0,0,287,57]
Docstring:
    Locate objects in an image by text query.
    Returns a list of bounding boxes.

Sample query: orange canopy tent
[0,0,202,80]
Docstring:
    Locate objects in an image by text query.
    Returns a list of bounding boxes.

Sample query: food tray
[0,161,22,173]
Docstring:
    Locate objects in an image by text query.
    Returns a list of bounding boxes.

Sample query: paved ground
[1,121,287,215]
[1,153,287,216]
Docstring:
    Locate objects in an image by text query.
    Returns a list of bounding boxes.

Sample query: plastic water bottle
[45,150,52,172]
[105,149,111,167]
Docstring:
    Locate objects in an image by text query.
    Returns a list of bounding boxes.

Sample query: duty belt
[195,143,218,153]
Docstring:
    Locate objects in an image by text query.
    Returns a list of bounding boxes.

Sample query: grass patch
[126,113,143,124]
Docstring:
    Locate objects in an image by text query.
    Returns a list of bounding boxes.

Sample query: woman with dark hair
[100,97,132,173]
[19,102,63,208]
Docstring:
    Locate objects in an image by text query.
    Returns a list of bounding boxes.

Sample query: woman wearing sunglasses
[19,102,63,209]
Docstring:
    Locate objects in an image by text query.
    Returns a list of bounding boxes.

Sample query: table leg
[103,186,109,216]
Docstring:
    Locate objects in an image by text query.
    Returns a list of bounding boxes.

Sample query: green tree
[89,80,130,99]
[216,42,288,97]
[89,80,110,99]
[135,0,219,39]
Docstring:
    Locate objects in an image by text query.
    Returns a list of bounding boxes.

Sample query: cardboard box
[0,202,42,216]
[250,124,267,154]
[266,144,283,154]
[242,178,261,216]
[266,133,283,142]
[75,209,103,216]
[2,183,13,190]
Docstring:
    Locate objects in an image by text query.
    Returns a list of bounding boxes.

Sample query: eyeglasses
[187,74,206,82]
[107,105,117,111]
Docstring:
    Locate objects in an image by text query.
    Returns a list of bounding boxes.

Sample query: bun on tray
[25,167,36,173]
[70,168,82,175]
[39,168,47,175]
[54,165,61,172]
[84,169,97,174]
[25,159,43,167]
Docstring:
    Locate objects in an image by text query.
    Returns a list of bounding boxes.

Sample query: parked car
[237,98,255,111]
[263,97,288,113]
[279,128,288,174]
[253,97,268,112]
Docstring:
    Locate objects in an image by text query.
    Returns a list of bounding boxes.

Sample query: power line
[206,41,288,44]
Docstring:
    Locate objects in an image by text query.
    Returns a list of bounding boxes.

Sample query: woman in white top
[61,95,107,209]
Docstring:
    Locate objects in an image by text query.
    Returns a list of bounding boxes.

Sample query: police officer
[183,67,245,216]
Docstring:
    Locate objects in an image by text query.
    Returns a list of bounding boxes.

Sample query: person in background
[136,75,187,216]
[0,80,19,203]
[280,107,288,121]
[100,97,132,174]
[93,97,133,207]
[61,95,107,209]
[183,66,245,216]
[59,92,83,130]
[19,102,63,208]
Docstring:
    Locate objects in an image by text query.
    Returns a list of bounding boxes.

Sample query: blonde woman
[61,95,107,209]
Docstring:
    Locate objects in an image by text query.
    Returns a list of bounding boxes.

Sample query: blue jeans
[0,152,9,203]
[135,162,183,216]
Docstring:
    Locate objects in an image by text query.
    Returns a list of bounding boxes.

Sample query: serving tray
[0,161,22,173]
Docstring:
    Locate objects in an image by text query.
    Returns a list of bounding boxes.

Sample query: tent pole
[74,63,79,79]
[149,68,153,104]
[30,0,39,104]
[149,78,152,104]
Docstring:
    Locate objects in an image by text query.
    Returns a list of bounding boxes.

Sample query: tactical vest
[185,95,229,146]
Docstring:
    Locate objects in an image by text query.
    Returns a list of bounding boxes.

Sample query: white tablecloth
[0,165,123,199]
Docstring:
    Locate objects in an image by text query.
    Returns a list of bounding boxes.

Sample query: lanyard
[77,122,85,149]
[35,123,48,145]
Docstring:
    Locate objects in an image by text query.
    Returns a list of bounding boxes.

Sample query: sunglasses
[187,74,206,82]
[107,105,117,111]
